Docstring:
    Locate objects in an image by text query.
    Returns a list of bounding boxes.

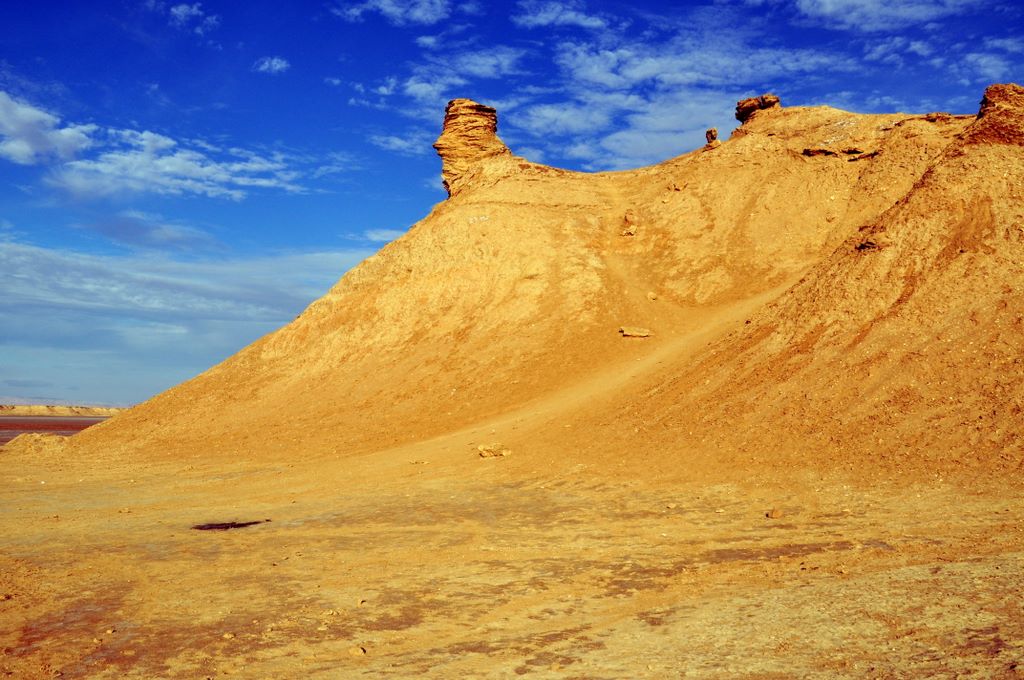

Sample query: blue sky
[1,0,1021,405]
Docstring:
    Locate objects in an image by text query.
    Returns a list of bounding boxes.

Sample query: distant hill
[0,404,124,417]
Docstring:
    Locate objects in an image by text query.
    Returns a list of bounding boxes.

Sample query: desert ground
[3,85,1023,678]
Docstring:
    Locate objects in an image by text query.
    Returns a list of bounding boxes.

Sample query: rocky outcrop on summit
[966,83,1024,145]
[735,93,781,122]
[433,98,511,196]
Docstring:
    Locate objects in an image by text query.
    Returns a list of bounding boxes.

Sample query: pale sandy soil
[2,435,1022,679]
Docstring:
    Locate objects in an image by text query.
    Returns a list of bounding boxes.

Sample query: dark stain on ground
[191,520,271,531]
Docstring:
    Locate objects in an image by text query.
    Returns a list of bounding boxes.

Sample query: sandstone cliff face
[432,98,511,196]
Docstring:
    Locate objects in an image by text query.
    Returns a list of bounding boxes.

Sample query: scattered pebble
[348,645,367,656]
[767,508,784,519]
[222,632,235,640]
[478,443,511,458]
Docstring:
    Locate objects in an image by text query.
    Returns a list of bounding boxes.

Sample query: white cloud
[907,40,933,57]
[514,146,546,163]
[169,3,202,24]
[963,52,1011,82]
[513,101,613,135]
[984,37,1024,54]
[442,46,526,78]
[48,129,303,200]
[168,2,220,35]
[0,88,348,198]
[512,0,607,30]
[333,0,452,26]
[369,131,436,155]
[0,91,96,165]
[0,239,369,323]
[364,228,406,242]
[864,36,909,64]
[792,0,983,32]
[375,77,399,95]
[0,238,376,403]
[367,45,525,119]
[456,1,483,16]
[553,41,855,91]
[253,56,291,74]
[401,73,468,106]
[324,77,343,86]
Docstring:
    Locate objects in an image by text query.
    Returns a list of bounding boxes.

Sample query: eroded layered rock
[735,93,781,123]
[433,98,511,196]
[966,82,1024,145]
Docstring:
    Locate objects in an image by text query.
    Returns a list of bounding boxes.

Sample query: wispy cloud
[333,0,452,26]
[501,24,858,169]
[512,0,607,30]
[440,45,527,78]
[168,2,220,35]
[351,44,527,125]
[369,130,436,156]
[962,52,1012,82]
[0,91,96,165]
[790,0,984,32]
[309,151,360,179]
[253,56,291,74]
[48,129,302,200]
[1,238,367,323]
[0,237,375,403]
[1,90,326,199]
[984,37,1024,53]
[363,228,406,242]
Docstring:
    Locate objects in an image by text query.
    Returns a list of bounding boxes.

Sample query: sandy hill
[10,86,1021,483]
[3,85,1024,680]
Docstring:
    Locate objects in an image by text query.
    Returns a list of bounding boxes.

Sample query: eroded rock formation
[433,98,511,196]
[967,82,1024,145]
[735,93,781,122]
